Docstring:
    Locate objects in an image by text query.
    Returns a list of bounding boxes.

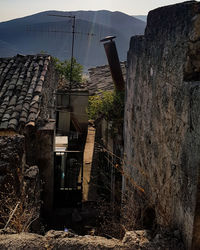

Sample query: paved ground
[82,125,96,201]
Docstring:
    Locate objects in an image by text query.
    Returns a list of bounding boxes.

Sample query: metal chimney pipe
[100,36,125,91]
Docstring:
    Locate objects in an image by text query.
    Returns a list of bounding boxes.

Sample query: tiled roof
[88,62,126,95]
[0,54,51,131]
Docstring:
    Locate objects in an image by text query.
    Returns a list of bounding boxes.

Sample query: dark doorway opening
[54,151,83,208]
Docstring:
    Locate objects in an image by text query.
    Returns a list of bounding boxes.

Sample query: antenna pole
[70,16,75,91]
[48,14,76,92]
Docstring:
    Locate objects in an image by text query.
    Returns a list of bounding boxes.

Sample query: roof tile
[0,54,51,131]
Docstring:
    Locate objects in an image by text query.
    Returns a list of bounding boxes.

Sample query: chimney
[100,36,125,91]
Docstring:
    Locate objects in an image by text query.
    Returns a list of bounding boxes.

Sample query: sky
[0,0,195,22]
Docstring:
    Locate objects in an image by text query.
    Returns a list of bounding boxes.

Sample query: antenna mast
[70,16,75,91]
[48,14,76,92]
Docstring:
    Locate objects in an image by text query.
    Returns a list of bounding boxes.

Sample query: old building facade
[0,54,56,222]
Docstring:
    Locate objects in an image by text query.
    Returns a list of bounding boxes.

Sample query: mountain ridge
[0,10,146,68]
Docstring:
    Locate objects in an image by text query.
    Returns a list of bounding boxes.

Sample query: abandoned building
[1,1,200,250]
[0,53,91,230]
[0,54,56,222]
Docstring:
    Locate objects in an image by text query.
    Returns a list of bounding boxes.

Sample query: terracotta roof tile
[0,54,51,131]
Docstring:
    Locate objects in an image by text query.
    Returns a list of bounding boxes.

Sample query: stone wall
[36,123,55,220]
[0,135,25,190]
[124,1,200,249]
[25,120,55,220]
[0,229,184,250]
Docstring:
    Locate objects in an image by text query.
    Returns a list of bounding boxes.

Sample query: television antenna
[48,14,96,92]
[27,14,96,93]
[48,14,75,92]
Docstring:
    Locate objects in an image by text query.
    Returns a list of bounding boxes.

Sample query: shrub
[53,57,83,83]
[88,90,124,123]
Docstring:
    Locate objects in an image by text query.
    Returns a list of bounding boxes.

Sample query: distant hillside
[0,10,146,68]
[0,40,22,57]
[133,15,147,22]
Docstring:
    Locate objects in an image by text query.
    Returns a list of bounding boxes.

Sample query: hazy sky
[0,0,194,22]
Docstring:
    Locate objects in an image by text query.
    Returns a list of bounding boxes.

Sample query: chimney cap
[100,36,116,42]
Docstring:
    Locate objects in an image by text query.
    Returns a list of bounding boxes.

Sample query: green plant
[53,57,83,83]
[88,90,124,123]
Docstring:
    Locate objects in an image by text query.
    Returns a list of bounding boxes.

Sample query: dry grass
[95,198,125,239]
[0,176,40,233]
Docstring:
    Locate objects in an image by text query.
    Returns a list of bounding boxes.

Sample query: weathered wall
[57,110,70,135]
[0,135,25,190]
[56,90,88,135]
[70,91,89,132]
[36,126,54,220]
[124,1,200,249]
[25,121,55,220]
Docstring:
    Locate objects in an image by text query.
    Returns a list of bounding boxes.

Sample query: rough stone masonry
[124,1,200,249]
